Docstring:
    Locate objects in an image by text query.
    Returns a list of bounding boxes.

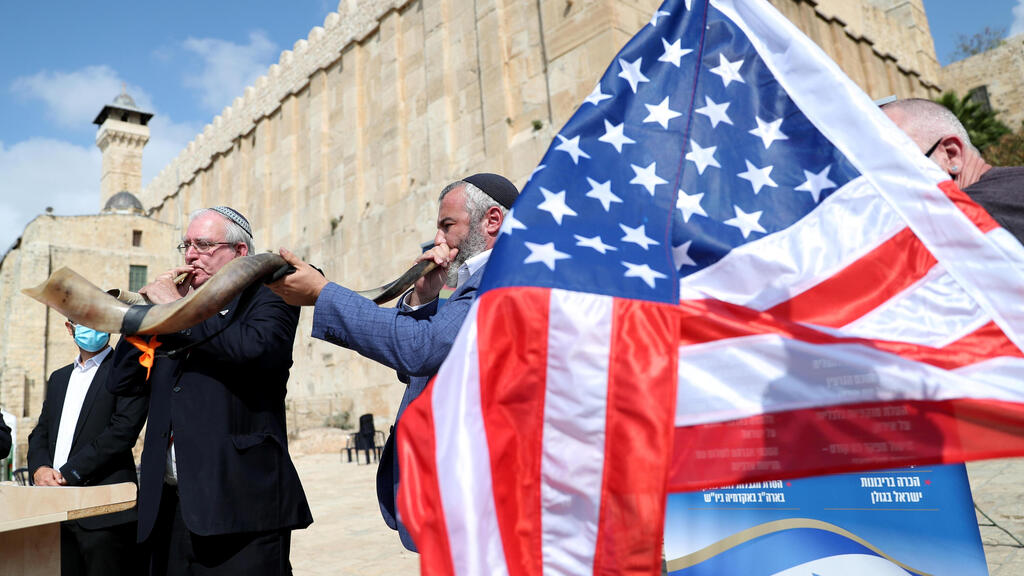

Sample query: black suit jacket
[27,349,148,529]
[0,416,10,461]
[108,284,313,542]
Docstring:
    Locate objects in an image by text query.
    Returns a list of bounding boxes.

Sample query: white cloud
[182,31,278,113]
[0,138,100,253]
[10,66,153,129]
[1012,1,1024,37]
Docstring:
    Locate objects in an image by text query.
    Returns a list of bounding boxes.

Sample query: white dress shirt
[52,346,112,471]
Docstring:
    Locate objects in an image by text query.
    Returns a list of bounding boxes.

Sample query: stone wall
[942,33,1024,130]
[130,0,943,432]
[0,214,178,464]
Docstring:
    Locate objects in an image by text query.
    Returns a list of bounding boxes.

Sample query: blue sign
[665,464,987,575]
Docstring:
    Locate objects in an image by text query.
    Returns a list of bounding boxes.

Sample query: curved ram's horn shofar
[24,253,438,336]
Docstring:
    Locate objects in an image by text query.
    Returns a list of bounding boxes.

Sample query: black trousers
[148,484,293,576]
[60,520,140,576]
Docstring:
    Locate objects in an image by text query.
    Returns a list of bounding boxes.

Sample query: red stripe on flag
[398,375,455,576]
[668,397,1024,492]
[939,180,1000,233]
[766,227,935,327]
[593,299,680,576]
[477,288,551,576]
[679,299,1018,370]
[939,320,1024,362]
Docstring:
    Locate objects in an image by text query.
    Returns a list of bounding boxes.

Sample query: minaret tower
[93,85,153,211]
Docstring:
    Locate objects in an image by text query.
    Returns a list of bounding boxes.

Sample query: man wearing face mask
[27,320,148,576]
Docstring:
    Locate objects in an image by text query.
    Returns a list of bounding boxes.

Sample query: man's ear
[236,243,250,257]
[938,135,966,174]
[65,322,75,338]
[483,206,504,237]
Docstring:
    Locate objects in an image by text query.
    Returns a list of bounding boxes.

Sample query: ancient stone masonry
[943,33,1024,130]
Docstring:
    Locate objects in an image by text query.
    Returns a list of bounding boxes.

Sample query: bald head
[881,98,974,153]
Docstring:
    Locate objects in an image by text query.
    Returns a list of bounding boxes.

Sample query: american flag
[397,0,1024,574]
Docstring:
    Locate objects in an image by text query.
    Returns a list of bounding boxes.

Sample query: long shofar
[24,253,437,336]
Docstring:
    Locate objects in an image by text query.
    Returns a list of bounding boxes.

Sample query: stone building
[0,92,178,467]
[942,33,1024,130]
[0,0,949,462]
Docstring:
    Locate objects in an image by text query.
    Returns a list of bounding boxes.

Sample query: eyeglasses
[923,137,943,158]
[176,240,234,254]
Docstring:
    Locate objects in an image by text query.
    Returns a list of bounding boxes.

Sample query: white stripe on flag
[676,334,1024,426]
[836,265,990,346]
[680,176,903,309]
[431,302,509,576]
[541,290,613,575]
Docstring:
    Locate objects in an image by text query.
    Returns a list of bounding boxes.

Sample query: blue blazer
[312,267,484,550]
[108,284,313,541]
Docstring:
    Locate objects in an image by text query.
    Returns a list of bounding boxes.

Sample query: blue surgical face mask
[73,325,110,353]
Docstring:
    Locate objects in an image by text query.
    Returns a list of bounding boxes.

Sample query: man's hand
[408,242,458,306]
[33,466,66,486]
[139,265,194,304]
[267,248,329,306]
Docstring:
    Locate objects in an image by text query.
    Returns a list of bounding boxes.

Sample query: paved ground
[290,450,1024,575]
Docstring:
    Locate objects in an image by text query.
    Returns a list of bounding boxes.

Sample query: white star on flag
[748,116,788,149]
[599,119,636,153]
[574,234,617,254]
[499,208,527,236]
[584,84,611,106]
[694,95,732,128]
[795,165,837,203]
[526,164,545,184]
[676,189,707,222]
[650,10,670,26]
[723,205,766,238]
[622,261,667,289]
[617,57,649,93]
[643,96,682,129]
[685,140,720,175]
[737,160,778,195]
[619,223,660,250]
[672,240,696,268]
[629,162,668,195]
[523,241,570,271]
[585,177,622,211]
[709,53,745,87]
[658,38,692,67]
[537,188,578,225]
[555,134,591,164]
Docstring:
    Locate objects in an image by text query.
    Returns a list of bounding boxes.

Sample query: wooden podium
[0,482,136,575]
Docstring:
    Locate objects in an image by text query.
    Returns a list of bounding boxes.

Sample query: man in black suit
[109,206,312,576]
[0,415,11,463]
[27,320,148,576]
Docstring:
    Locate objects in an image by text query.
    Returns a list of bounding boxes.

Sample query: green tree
[984,128,1024,167]
[934,91,1011,153]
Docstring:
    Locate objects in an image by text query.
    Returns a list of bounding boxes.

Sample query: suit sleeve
[106,338,151,397]
[164,285,299,367]
[310,276,478,378]
[27,370,60,475]
[0,415,11,461]
[58,383,148,486]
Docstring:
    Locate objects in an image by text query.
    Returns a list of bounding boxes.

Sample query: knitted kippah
[210,206,253,238]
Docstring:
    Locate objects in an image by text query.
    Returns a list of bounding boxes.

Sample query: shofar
[22,253,436,336]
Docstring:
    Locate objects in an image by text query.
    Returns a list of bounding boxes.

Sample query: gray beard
[447,227,488,286]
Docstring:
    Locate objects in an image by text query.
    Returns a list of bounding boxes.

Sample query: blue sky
[1,0,1021,254]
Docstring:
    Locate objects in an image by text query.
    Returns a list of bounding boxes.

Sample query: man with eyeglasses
[27,319,147,575]
[108,206,312,576]
[881,98,1024,242]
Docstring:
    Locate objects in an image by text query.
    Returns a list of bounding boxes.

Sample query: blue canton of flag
[483,0,860,305]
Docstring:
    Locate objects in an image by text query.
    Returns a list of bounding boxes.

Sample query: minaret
[93,85,153,211]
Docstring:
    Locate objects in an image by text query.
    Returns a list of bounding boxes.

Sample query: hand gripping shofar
[22,253,437,336]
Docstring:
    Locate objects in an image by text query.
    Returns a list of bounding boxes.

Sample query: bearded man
[269,173,519,551]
